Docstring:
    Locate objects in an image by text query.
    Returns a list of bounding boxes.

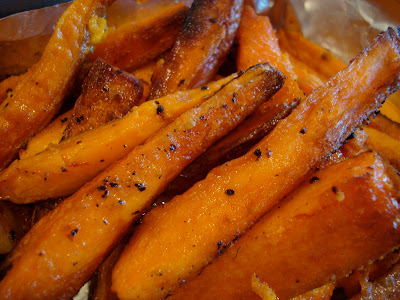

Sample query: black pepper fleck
[300,128,307,134]
[71,229,78,237]
[309,176,320,184]
[201,86,209,90]
[254,148,262,158]
[110,182,118,187]
[225,189,235,196]
[135,183,146,192]
[209,18,217,23]
[156,104,164,114]
[61,167,68,172]
[170,144,177,151]
[232,92,237,103]
[332,186,338,194]
[61,117,68,123]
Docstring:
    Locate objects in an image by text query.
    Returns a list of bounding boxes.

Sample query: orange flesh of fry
[111,27,400,299]
[0,0,116,171]
[0,64,283,299]
[170,151,400,299]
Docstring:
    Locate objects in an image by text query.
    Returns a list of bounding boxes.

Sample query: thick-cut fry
[236,5,303,102]
[365,127,400,170]
[277,28,347,79]
[170,151,400,299]
[89,2,189,70]
[380,93,400,122]
[20,60,143,159]
[0,0,116,171]
[0,63,283,299]
[148,0,244,100]
[111,27,400,299]
[157,99,299,200]
[0,73,236,203]
[63,59,143,139]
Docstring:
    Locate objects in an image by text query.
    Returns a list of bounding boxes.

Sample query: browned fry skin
[148,0,244,100]
[352,260,400,300]
[170,151,400,300]
[63,59,143,139]
[0,0,116,171]
[111,27,400,300]
[0,63,283,299]
[89,2,189,70]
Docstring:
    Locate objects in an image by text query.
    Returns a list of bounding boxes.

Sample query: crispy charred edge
[62,59,143,140]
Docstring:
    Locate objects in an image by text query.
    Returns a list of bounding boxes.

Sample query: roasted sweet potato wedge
[89,2,189,70]
[0,72,237,203]
[148,0,244,100]
[0,63,283,299]
[63,59,143,139]
[111,27,400,299]
[169,151,400,299]
[0,0,116,171]
[129,61,156,104]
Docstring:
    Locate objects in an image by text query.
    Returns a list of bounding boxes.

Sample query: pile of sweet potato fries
[0,0,399,299]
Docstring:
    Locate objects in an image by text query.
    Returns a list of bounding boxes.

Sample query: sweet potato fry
[63,59,143,139]
[0,63,283,299]
[157,99,299,200]
[20,60,143,159]
[236,5,303,102]
[89,2,189,70]
[148,0,244,100]
[277,28,347,79]
[111,27,400,299]
[0,0,116,171]
[169,151,400,299]
[0,72,237,203]
[380,93,400,122]
[365,127,400,170]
